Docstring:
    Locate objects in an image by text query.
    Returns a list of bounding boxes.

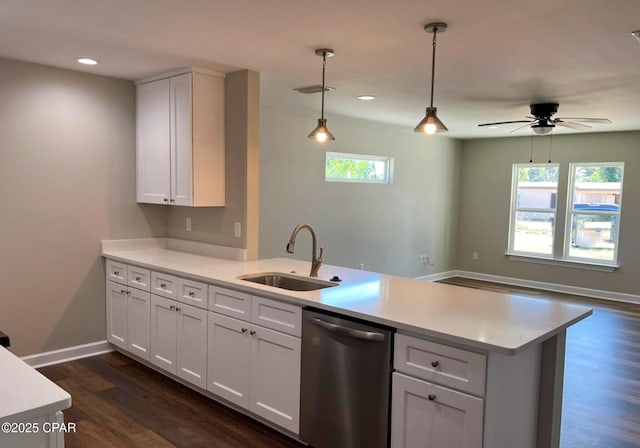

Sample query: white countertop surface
[102,244,592,355]
[0,347,71,421]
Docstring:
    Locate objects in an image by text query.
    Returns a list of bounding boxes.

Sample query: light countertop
[0,347,71,421]
[102,243,592,355]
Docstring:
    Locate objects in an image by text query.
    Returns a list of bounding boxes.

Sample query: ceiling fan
[478,103,611,134]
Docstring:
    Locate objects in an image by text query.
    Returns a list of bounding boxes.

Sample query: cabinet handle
[160,283,167,288]
[136,276,141,282]
[188,292,195,297]
[176,307,181,312]
[114,271,119,276]
[250,330,256,336]
[170,305,175,311]
[428,394,437,401]
[120,289,126,294]
[170,199,175,203]
[163,198,169,202]
[431,360,440,368]
[241,328,248,334]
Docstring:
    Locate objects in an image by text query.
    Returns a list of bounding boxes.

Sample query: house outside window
[564,163,624,264]
[508,164,560,256]
[508,162,624,266]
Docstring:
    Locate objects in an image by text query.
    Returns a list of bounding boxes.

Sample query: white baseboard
[455,270,640,305]
[415,270,457,282]
[22,340,114,369]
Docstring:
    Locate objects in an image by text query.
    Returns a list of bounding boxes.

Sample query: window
[325,152,393,183]
[509,164,560,256]
[565,163,624,264]
[508,162,625,266]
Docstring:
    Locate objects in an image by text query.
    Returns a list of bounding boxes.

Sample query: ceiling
[2,0,640,139]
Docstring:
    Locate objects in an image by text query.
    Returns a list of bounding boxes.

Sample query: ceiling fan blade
[555,117,611,124]
[555,121,591,130]
[509,122,534,133]
[478,120,533,127]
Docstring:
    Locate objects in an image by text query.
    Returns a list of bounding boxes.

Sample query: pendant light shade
[308,49,335,142]
[415,22,448,135]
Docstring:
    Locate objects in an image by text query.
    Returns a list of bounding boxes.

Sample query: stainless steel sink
[238,272,338,291]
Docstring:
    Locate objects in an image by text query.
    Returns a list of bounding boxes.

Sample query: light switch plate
[234,222,242,238]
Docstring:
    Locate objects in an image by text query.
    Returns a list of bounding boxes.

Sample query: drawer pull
[250,330,256,336]
[114,271,119,276]
[160,283,167,288]
[135,276,141,282]
[163,198,169,202]
[170,305,175,311]
[431,360,440,368]
[241,328,248,334]
[176,307,181,312]
[120,289,126,294]
[428,394,437,401]
[188,292,195,297]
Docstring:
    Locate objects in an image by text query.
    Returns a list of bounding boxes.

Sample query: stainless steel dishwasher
[300,307,393,448]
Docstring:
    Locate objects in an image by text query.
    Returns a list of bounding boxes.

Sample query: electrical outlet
[186,217,192,232]
[234,222,242,238]
[359,263,364,270]
[419,254,427,264]
[472,251,479,260]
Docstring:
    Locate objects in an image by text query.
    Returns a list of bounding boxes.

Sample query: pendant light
[414,22,448,135]
[308,49,335,142]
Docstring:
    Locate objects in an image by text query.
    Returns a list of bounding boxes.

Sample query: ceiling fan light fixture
[308,49,335,143]
[414,107,448,134]
[415,22,448,136]
[533,124,554,135]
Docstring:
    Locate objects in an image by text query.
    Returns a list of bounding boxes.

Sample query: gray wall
[457,132,640,295]
[259,106,462,278]
[0,58,166,356]
[167,70,260,258]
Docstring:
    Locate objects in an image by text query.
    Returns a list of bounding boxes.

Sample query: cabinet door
[128,289,151,361]
[391,372,483,448]
[207,312,251,408]
[106,281,128,350]
[176,303,207,388]
[170,73,193,206]
[150,295,177,374]
[250,325,301,434]
[136,78,171,205]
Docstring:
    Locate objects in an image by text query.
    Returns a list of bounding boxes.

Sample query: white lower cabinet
[106,280,150,360]
[150,295,207,388]
[207,312,301,434]
[391,372,483,448]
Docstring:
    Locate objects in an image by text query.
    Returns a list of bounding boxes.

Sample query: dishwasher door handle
[311,317,386,341]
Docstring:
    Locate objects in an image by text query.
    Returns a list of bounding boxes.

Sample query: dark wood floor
[38,278,640,447]
[440,277,640,448]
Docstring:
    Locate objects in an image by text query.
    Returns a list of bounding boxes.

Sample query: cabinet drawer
[127,265,151,291]
[394,333,486,396]
[177,278,208,309]
[106,259,128,285]
[209,286,251,320]
[151,271,178,299]
[251,296,301,337]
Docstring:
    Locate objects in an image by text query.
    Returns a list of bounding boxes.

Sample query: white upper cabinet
[136,68,225,207]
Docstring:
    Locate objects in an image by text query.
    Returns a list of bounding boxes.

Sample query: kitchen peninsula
[102,238,591,448]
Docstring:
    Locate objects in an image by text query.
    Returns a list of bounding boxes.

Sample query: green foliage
[575,166,622,183]
[326,157,383,181]
[518,166,559,182]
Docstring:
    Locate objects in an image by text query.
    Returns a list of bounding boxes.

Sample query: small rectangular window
[325,152,393,183]
[509,164,560,257]
[565,163,624,264]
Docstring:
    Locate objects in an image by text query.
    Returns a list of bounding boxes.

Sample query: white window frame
[325,152,394,184]
[563,162,624,265]
[508,163,560,258]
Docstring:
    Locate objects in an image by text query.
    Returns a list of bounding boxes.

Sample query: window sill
[505,253,619,272]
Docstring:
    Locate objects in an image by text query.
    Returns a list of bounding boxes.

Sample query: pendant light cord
[529,136,534,163]
[548,134,553,163]
[321,53,327,120]
[429,28,438,107]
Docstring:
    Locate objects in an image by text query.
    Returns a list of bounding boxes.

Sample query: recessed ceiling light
[356,95,376,101]
[77,58,98,65]
[488,126,499,129]
[632,31,640,43]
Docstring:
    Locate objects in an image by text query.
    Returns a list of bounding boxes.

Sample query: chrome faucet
[286,223,324,277]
